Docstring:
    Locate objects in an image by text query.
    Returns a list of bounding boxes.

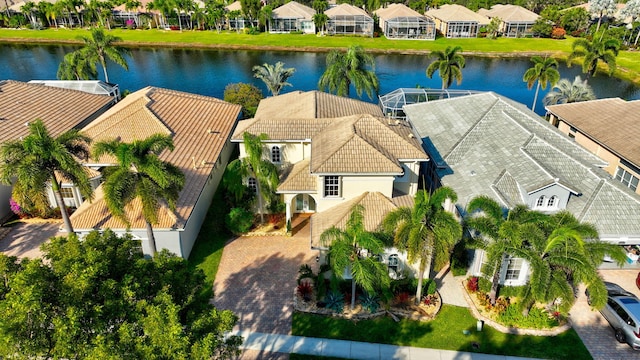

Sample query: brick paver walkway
[0,220,63,258]
[213,215,316,338]
[570,269,640,360]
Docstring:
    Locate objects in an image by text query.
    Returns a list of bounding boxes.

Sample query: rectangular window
[505,258,523,280]
[615,167,639,192]
[60,187,74,199]
[324,176,340,197]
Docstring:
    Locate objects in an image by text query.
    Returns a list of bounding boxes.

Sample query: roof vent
[408,133,414,138]
[470,170,476,176]
[207,129,220,134]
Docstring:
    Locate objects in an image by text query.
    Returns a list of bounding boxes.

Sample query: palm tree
[91,134,185,257]
[80,27,130,84]
[313,13,328,36]
[0,120,93,234]
[382,186,462,304]
[318,45,379,100]
[223,132,278,224]
[57,49,98,80]
[321,204,390,310]
[522,56,560,112]
[425,46,465,90]
[568,35,620,78]
[543,76,596,105]
[252,62,295,97]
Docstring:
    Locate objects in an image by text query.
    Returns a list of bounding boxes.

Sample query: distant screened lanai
[378,88,482,119]
[28,80,120,101]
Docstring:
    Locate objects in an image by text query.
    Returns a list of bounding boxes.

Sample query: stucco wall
[527,185,571,211]
[314,175,395,212]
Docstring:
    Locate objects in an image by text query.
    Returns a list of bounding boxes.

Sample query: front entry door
[295,194,316,212]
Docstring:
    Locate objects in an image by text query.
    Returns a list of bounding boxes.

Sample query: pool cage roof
[378,88,482,120]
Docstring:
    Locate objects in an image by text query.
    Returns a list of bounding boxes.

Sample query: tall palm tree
[382,186,462,304]
[313,13,328,36]
[57,49,98,80]
[0,120,93,234]
[543,76,596,105]
[252,62,295,97]
[321,204,389,310]
[80,27,130,84]
[568,35,620,78]
[91,134,185,257]
[318,45,379,100]
[223,132,278,224]
[425,46,465,90]
[522,56,560,112]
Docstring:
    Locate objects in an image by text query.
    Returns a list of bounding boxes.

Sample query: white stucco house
[231,91,434,278]
[69,87,241,258]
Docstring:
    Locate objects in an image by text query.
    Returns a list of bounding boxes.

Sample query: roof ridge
[577,179,605,220]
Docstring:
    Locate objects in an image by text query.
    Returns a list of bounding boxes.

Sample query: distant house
[426,4,490,38]
[225,1,256,31]
[70,87,241,258]
[374,3,435,40]
[404,92,640,285]
[325,3,374,37]
[0,80,117,222]
[231,91,430,278]
[546,98,640,195]
[477,4,539,37]
[270,1,316,34]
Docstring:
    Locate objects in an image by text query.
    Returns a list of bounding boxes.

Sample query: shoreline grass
[2,28,640,85]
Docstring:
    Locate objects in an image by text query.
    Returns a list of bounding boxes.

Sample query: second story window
[535,196,546,208]
[247,177,257,194]
[547,196,557,208]
[615,167,639,192]
[271,146,281,164]
[324,176,340,197]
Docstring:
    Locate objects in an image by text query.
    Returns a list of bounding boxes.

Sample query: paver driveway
[0,220,63,258]
[212,216,316,336]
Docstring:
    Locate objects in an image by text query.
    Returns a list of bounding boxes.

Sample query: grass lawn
[292,305,592,360]
[2,28,640,84]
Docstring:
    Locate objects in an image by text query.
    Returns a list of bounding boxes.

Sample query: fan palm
[0,120,93,233]
[382,186,462,304]
[522,56,560,112]
[318,45,379,99]
[79,27,129,83]
[425,46,465,90]
[543,76,596,105]
[568,35,620,78]
[252,62,295,96]
[321,204,390,310]
[91,134,185,257]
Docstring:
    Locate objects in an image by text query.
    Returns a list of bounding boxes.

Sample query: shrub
[478,277,492,293]
[422,294,438,306]
[424,279,437,296]
[494,297,510,314]
[394,292,412,307]
[225,207,254,234]
[324,291,344,313]
[297,282,313,302]
[466,276,479,292]
[499,285,525,298]
[497,305,559,329]
[297,264,315,285]
[360,292,381,313]
[551,27,566,39]
[9,198,23,217]
[450,241,469,276]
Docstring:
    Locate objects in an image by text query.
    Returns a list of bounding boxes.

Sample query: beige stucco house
[477,4,539,37]
[374,3,436,40]
[0,80,117,223]
[426,4,489,38]
[232,91,431,278]
[69,87,241,258]
[270,1,316,34]
[546,98,640,195]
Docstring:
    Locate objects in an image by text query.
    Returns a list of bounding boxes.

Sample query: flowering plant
[9,198,22,215]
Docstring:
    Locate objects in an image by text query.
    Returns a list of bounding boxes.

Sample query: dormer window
[536,196,546,208]
[547,196,557,208]
[271,146,281,164]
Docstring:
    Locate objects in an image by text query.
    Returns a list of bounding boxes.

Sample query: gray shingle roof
[405,92,640,243]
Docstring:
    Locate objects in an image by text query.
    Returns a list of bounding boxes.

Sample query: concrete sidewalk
[230,330,543,360]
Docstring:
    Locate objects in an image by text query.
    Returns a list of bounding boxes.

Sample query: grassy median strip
[292,305,592,360]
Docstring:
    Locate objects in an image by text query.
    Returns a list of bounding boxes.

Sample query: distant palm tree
[0,120,93,233]
[426,46,465,90]
[92,134,185,257]
[382,186,462,304]
[312,13,328,36]
[568,35,620,78]
[522,56,559,112]
[252,62,295,96]
[57,49,98,80]
[318,45,379,99]
[321,204,389,310]
[543,76,596,105]
[80,27,130,83]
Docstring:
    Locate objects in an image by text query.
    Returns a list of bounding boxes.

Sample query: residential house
[426,4,490,38]
[325,3,373,37]
[270,1,316,34]
[477,4,539,37]
[231,90,430,278]
[69,87,242,258]
[546,98,640,195]
[374,3,435,40]
[404,92,640,286]
[225,1,256,31]
[0,80,117,222]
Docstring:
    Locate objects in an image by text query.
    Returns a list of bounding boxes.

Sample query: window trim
[615,167,639,192]
[247,177,257,194]
[323,176,340,198]
[271,146,281,164]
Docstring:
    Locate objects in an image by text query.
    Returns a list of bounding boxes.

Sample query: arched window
[547,196,557,208]
[388,254,400,274]
[536,196,546,207]
[247,177,257,194]
[271,146,281,163]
